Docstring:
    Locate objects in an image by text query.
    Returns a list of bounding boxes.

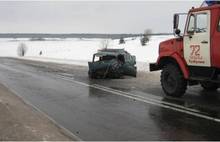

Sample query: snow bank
[0,35,173,71]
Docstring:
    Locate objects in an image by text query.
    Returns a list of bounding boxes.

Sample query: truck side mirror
[173,14,179,29]
[175,29,181,35]
[173,14,181,36]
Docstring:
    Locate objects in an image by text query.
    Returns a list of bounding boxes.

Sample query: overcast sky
[0,1,202,34]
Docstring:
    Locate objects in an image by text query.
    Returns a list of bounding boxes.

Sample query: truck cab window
[187,15,195,33]
[218,18,220,31]
[187,13,208,34]
[196,13,207,33]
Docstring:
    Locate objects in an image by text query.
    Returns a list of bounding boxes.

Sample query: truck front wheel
[200,81,219,91]
[161,64,187,97]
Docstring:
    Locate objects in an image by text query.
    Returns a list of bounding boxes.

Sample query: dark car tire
[161,64,187,97]
[200,81,219,91]
[134,67,137,77]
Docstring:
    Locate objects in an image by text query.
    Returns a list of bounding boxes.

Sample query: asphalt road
[0,57,220,140]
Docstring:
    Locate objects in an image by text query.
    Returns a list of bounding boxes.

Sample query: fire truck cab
[150,3,220,97]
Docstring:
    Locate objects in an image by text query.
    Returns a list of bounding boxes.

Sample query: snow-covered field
[0,35,173,71]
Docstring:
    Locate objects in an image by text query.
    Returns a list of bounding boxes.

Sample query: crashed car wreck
[88,49,137,79]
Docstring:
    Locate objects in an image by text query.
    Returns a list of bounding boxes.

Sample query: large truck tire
[161,64,187,97]
[200,81,219,91]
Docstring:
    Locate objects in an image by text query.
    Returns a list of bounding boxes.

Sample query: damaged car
[88,49,137,79]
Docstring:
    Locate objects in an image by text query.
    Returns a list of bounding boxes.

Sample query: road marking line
[57,75,220,123]
[93,84,202,113]
[1,62,218,123]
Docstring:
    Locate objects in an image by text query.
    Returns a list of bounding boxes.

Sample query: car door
[183,10,211,67]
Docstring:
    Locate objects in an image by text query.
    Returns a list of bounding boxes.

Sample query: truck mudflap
[149,63,160,71]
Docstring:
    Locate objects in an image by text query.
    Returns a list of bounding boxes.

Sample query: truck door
[184,10,211,67]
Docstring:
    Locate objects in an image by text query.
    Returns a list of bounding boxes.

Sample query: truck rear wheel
[200,81,219,91]
[161,64,187,97]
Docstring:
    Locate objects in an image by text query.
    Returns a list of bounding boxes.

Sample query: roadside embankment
[0,83,77,141]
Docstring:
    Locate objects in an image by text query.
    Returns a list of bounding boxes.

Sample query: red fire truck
[150,2,220,97]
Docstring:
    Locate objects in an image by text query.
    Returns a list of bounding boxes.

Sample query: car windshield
[93,54,116,62]
[101,55,116,61]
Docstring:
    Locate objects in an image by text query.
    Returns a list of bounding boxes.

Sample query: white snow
[0,35,173,71]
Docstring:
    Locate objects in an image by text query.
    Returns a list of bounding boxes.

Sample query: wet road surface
[0,58,220,140]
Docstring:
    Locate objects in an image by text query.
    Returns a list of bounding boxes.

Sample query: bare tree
[99,39,110,49]
[17,43,28,57]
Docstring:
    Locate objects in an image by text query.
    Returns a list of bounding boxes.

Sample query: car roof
[94,48,127,57]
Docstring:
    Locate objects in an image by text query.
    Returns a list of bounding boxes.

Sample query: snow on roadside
[21,56,89,67]
[0,35,173,71]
